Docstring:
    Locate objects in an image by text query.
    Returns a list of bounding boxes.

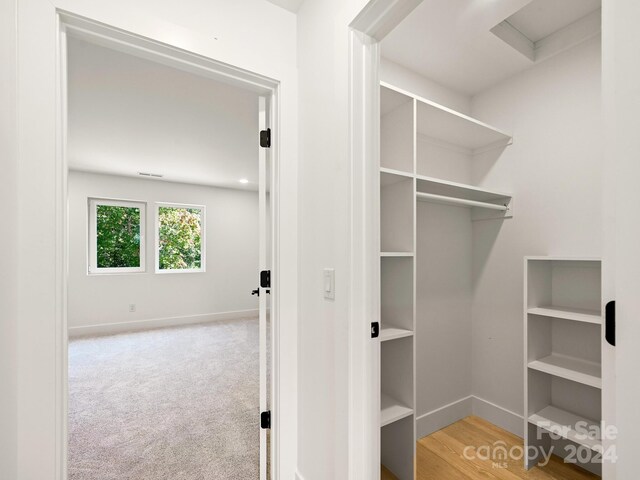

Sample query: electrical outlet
[129,304,136,313]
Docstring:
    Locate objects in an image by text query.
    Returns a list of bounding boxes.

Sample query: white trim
[415,395,524,440]
[154,202,206,274]
[87,197,147,274]
[68,309,260,338]
[415,396,473,439]
[348,2,425,478]
[472,396,524,438]
[295,471,305,480]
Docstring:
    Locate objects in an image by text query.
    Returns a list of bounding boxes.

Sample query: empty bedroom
[64,33,272,479]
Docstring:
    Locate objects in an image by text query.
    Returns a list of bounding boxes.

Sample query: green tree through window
[96,205,142,268]
[158,206,203,270]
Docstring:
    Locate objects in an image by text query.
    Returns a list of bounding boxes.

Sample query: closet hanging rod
[416,192,509,211]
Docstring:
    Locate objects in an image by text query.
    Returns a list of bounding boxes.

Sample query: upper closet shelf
[381,82,513,152]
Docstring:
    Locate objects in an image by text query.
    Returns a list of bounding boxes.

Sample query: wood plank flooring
[381,416,599,480]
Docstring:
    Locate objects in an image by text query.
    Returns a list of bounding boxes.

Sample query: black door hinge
[371,322,380,339]
[251,289,260,297]
[261,411,271,429]
[260,270,271,288]
[606,300,616,346]
[260,128,271,148]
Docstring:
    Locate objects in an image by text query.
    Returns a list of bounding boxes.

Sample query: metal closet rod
[416,191,509,211]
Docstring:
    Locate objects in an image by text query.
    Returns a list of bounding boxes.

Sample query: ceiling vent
[491,0,601,63]
[138,172,164,178]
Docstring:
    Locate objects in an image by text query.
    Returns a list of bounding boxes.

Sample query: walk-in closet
[376,1,610,478]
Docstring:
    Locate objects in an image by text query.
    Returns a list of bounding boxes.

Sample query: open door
[258,95,271,480]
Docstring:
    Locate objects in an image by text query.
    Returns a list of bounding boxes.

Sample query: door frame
[57,12,281,479]
[347,1,423,478]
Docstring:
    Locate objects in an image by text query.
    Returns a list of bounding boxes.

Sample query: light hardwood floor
[381,416,599,480]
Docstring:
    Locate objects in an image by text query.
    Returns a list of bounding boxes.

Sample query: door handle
[251,289,260,297]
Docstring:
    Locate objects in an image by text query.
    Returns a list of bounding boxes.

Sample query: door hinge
[606,300,616,346]
[260,270,271,288]
[371,322,380,339]
[260,128,271,148]
[261,411,271,429]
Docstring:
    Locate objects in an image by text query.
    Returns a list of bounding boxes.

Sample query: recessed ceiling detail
[491,0,601,63]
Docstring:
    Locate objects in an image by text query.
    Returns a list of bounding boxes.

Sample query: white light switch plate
[323,268,335,300]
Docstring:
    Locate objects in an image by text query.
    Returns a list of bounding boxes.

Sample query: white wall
[296,0,369,478]
[14,1,298,478]
[380,57,471,115]
[416,204,472,423]
[470,36,603,421]
[0,0,18,477]
[68,171,258,331]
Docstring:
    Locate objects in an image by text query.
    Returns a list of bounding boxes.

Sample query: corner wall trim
[68,309,259,338]
[415,395,473,439]
[415,395,524,440]
[471,395,523,438]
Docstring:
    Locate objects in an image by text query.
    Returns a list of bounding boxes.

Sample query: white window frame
[88,198,147,275]
[155,202,206,274]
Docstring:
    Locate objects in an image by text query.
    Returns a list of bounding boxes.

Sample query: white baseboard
[416,395,524,440]
[472,395,523,437]
[416,395,473,439]
[68,309,259,338]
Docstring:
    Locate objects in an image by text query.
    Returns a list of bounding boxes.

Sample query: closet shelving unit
[378,81,513,479]
[524,257,603,474]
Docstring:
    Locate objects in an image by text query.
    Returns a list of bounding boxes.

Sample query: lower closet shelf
[380,327,413,342]
[528,406,601,451]
[528,353,601,389]
[381,393,413,427]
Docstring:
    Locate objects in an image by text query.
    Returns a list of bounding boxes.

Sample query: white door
[258,95,271,480]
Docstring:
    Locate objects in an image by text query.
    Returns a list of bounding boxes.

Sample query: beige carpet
[68,317,260,480]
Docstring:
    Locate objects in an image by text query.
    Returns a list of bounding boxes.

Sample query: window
[88,199,146,274]
[155,203,205,273]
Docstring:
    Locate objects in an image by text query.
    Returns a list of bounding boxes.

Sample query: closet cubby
[381,416,414,480]
[381,257,414,335]
[381,172,414,253]
[381,85,414,173]
[525,257,602,474]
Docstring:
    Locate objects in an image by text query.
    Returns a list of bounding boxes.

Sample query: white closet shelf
[380,327,414,342]
[380,167,414,179]
[528,406,601,451]
[528,306,602,325]
[416,191,509,211]
[381,393,414,427]
[528,354,601,389]
[416,175,511,202]
[382,82,512,151]
[380,252,414,257]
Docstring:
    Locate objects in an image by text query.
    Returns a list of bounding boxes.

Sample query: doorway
[61,15,277,480]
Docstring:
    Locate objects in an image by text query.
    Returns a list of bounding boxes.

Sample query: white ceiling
[265,0,304,13]
[67,37,260,190]
[506,0,600,43]
[381,0,601,96]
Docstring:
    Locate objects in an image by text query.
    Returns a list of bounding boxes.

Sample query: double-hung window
[88,198,146,274]
[155,203,205,273]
